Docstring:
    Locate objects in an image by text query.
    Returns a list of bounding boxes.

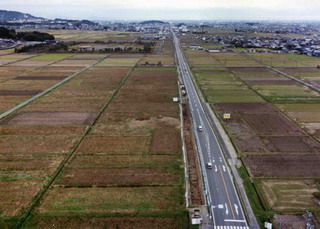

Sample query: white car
[198,125,203,132]
[207,162,212,169]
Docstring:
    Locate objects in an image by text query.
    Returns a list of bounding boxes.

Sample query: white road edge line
[224,219,246,222]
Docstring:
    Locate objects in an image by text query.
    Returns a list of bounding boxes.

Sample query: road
[172,30,250,229]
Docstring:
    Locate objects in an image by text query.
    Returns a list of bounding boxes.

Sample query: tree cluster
[0,27,16,39]
[138,42,155,53]
[0,27,54,41]
[15,42,67,53]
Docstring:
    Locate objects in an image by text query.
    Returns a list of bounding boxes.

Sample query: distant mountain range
[0,9,99,29]
[139,20,166,25]
[0,10,44,22]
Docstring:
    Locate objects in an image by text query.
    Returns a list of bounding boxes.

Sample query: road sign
[223,113,231,119]
[264,222,272,229]
[191,218,202,225]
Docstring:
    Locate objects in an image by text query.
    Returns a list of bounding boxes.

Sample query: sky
[1,0,320,21]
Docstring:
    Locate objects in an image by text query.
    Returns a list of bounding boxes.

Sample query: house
[207,49,220,53]
[189,44,200,49]
[312,50,320,57]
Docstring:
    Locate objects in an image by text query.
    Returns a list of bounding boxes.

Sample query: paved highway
[172,30,250,229]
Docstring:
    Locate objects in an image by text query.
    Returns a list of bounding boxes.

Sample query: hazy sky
[1,0,320,20]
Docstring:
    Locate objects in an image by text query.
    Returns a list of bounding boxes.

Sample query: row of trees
[0,27,54,41]
[15,43,68,53]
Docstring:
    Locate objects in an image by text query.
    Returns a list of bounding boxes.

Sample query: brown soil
[68,154,178,168]
[229,67,273,74]
[245,154,320,177]
[0,136,80,154]
[69,55,104,60]
[244,79,297,85]
[14,76,67,80]
[56,168,178,186]
[37,186,181,214]
[129,73,177,85]
[0,103,16,112]
[233,136,267,153]
[303,123,320,141]
[51,60,96,67]
[76,136,150,154]
[92,116,178,136]
[36,96,107,105]
[98,111,179,123]
[108,102,178,113]
[23,102,103,112]
[0,180,45,217]
[242,113,304,135]
[151,127,180,154]
[225,120,255,135]
[0,85,47,91]
[214,103,275,115]
[310,80,320,87]
[114,88,177,103]
[278,67,320,74]
[0,126,87,136]
[261,136,320,153]
[288,111,320,123]
[0,90,41,96]
[27,216,182,229]
[2,112,97,125]
[0,154,64,178]
[273,214,320,229]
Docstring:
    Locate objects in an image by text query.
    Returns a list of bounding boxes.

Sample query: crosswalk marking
[214,226,250,229]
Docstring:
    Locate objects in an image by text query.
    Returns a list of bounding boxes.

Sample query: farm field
[185,50,222,67]
[0,42,185,228]
[0,61,131,226]
[249,53,320,67]
[275,103,320,142]
[138,54,175,66]
[18,29,141,43]
[69,42,144,53]
[185,49,320,225]
[211,53,262,67]
[193,68,264,103]
[0,53,106,114]
[25,66,184,228]
[97,55,141,66]
[161,40,175,55]
[277,67,320,88]
[0,53,37,65]
[0,48,14,56]
[256,179,320,211]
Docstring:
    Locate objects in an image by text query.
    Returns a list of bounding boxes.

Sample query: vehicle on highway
[198,125,203,132]
[207,162,212,169]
